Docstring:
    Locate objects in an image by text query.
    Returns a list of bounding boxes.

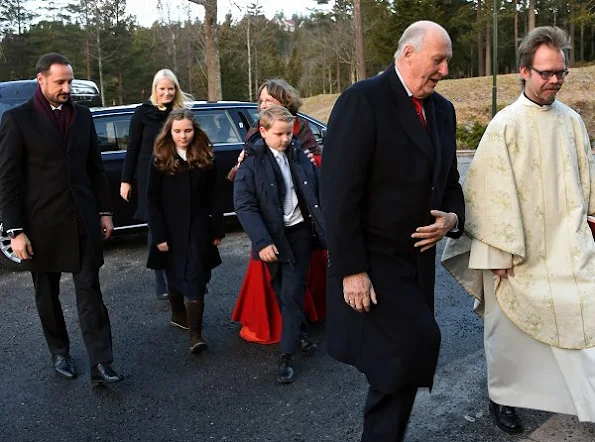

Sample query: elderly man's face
[520,44,566,105]
[405,32,451,98]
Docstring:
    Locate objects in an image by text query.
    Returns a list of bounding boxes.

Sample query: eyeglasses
[530,67,569,80]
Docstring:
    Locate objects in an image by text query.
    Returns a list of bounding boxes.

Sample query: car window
[94,114,131,152]
[193,109,242,144]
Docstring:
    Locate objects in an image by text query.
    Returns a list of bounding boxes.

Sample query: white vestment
[442,94,595,421]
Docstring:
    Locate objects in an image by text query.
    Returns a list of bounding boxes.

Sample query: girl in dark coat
[147,109,224,353]
[120,69,191,302]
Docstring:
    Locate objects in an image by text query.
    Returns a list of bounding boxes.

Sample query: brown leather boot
[168,293,188,330]
[186,300,208,353]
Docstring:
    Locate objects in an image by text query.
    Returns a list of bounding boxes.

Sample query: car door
[191,107,245,215]
[93,110,139,229]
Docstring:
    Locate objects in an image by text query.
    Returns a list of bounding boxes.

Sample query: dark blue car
[0,100,326,269]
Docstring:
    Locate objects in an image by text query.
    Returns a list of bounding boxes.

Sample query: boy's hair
[257,79,303,114]
[153,108,214,174]
[259,105,296,130]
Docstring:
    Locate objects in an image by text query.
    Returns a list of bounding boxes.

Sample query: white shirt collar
[50,104,63,111]
[268,146,286,160]
[394,64,414,98]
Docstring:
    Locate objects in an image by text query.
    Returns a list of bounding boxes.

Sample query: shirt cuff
[449,213,459,232]
[99,212,113,216]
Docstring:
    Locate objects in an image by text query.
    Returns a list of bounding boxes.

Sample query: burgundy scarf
[33,85,76,142]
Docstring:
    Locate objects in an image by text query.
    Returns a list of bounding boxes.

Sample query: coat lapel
[424,96,442,186]
[385,65,435,163]
[262,146,286,206]
[26,102,64,150]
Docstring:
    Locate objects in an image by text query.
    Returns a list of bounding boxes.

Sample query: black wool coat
[0,99,112,272]
[233,137,326,263]
[121,100,171,221]
[320,64,465,393]
[146,157,224,279]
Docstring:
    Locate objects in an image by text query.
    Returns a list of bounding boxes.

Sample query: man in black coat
[234,106,326,384]
[0,53,122,386]
[320,21,465,441]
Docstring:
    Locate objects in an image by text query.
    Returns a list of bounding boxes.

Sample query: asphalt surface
[1,155,594,442]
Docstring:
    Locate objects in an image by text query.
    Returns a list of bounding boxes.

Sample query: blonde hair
[257,79,303,114]
[153,109,214,174]
[150,69,193,110]
[259,105,296,130]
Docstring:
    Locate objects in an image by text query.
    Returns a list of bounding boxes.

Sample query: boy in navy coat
[234,105,326,384]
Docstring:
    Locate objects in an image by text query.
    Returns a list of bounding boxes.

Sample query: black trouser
[362,386,418,442]
[147,228,168,296]
[270,224,313,355]
[31,236,113,367]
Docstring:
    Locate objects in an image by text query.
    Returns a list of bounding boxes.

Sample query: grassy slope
[301,64,595,145]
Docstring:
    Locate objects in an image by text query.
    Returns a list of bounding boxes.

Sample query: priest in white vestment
[442,26,595,435]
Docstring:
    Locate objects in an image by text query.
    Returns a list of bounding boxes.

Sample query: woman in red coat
[230,79,327,344]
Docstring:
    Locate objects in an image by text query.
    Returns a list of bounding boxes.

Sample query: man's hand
[492,268,515,278]
[343,272,378,313]
[11,233,33,261]
[100,215,114,239]
[157,241,169,252]
[303,149,317,165]
[120,182,132,201]
[412,210,458,252]
[212,238,222,246]
[258,244,278,262]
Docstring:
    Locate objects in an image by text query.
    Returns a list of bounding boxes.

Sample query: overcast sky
[127,0,334,25]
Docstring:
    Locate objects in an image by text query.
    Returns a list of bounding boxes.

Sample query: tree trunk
[96,22,105,107]
[513,0,518,51]
[246,17,252,101]
[353,0,366,81]
[477,0,485,76]
[569,1,575,65]
[187,0,222,100]
[528,0,535,31]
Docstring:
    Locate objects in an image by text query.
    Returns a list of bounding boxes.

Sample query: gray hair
[394,21,450,60]
[517,26,569,69]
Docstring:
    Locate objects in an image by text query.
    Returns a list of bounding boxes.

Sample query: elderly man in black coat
[320,21,465,441]
[0,53,122,386]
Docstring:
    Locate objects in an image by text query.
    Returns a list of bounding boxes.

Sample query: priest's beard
[525,81,560,105]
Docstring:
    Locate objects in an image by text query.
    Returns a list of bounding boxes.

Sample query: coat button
[314,204,319,208]
[270,183,275,186]
[303,181,308,185]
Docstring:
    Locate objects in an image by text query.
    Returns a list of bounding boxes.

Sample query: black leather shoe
[52,355,77,379]
[277,354,295,384]
[300,338,318,355]
[489,399,524,434]
[156,292,169,301]
[90,363,124,387]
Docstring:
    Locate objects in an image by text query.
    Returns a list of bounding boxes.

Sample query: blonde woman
[120,69,191,303]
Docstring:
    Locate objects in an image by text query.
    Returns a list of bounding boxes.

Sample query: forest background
[1,0,594,147]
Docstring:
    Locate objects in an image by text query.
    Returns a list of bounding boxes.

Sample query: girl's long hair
[150,69,193,110]
[153,109,214,174]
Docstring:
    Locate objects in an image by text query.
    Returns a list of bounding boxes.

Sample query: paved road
[1,155,594,441]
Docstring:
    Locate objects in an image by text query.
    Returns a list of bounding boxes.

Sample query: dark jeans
[31,236,113,366]
[269,224,313,355]
[362,386,418,442]
[147,228,168,296]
